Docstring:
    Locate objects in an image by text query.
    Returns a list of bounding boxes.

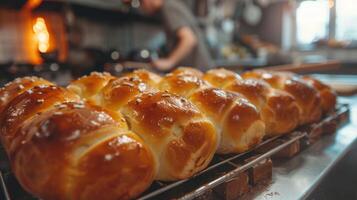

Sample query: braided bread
[242,70,323,124]
[0,68,336,199]
[126,68,265,154]
[301,75,337,114]
[0,77,155,200]
[204,68,300,136]
[68,73,218,181]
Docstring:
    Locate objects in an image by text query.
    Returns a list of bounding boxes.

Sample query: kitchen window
[335,0,357,40]
[296,0,329,44]
[296,0,357,46]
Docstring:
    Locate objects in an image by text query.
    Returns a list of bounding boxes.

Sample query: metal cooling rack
[0,104,350,200]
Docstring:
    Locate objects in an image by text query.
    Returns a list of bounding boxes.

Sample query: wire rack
[0,104,350,200]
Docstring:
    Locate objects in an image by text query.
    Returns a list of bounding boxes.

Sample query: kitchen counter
[252,95,357,200]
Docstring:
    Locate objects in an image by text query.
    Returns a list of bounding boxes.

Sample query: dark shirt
[160,0,213,70]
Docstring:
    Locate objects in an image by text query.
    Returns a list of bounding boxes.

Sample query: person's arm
[152,27,197,71]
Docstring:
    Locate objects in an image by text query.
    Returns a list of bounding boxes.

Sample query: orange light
[33,17,50,53]
[24,0,42,10]
[328,0,335,8]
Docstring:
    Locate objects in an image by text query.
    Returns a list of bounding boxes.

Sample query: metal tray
[0,104,350,200]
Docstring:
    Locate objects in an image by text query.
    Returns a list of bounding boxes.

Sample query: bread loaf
[204,68,300,136]
[242,70,322,124]
[301,75,337,114]
[68,73,218,181]
[0,67,336,199]
[0,77,155,200]
[126,68,265,154]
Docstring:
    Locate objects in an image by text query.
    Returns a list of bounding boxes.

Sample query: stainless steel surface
[139,104,349,200]
[0,171,10,200]
[138,131,305,200]
[253,96,357,200]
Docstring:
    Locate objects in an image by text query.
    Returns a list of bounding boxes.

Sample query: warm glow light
[328,0,334,8]
[33,17,50,53]
[24,0,42,10]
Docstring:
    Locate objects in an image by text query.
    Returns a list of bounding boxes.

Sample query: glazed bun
[93,75,157,110]
[12,102,155,200]
[121,92,218,180]
[158,68,265,154]
[67,72,115,101]
[242,70,322,125]
[69,72,219,181]
[159,69,210,97]
[172,67,204,77]
[0,77,53,114]
[189,88,265,153]
[0,77,155,200]
[204,68,243,88]
[0,85,80,152]
[204,69,303,136]
[124,69,162,88]
[302,75,337,114]
[224,79,300,136]
[2,67,334,199]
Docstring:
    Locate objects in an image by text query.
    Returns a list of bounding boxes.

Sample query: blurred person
[124,0,213,71]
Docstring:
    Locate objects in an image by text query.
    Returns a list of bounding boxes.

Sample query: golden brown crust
[124,69,162,88]
[159,71,209,97]
[302,76,337,114]
[121,92,217,180]
[67,72,115,100]
[242,70,282,88]
[261,90,300,135]
[123,92,200,137]
[71,72,218,181]
[98,76,156,111]
[12,102,155,200]
[242,70,322,125]
[0,85,80,151]
[0,77,53,114]
[165,120,217,179]
[224,79,269,108]
[71,132,155,200]
[224,79,300,136]
[189,87,265,153]
[222,98,265,152]
[284,78,322,124]
[160,70,265,154]
[204,68,243,88]
[172,67,204,77]
[190,88,240,123]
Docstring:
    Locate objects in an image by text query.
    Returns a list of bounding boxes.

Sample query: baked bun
[224,79,300,136]
[67,72,115,101]
[0,76,156,200]
[124,69,162,88]
[0,77,53,114]
[190,88,265,153]
[204,68,243,88]
[302,75,337,114]
[12,102,155,200]
[0,85,80,152]
[159,69,210,97]
[69,73,219,181]
[203,69,302,136]
[121,92,217,180]
[172,67,204,77]
[93,76,157,110]
[159,68,265,154]
[242,70,322,125]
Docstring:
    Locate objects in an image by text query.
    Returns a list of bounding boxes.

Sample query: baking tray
[0,104,350,200]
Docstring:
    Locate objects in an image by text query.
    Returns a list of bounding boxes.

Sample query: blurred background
[0,0,357,85]
[1,2,357,199]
